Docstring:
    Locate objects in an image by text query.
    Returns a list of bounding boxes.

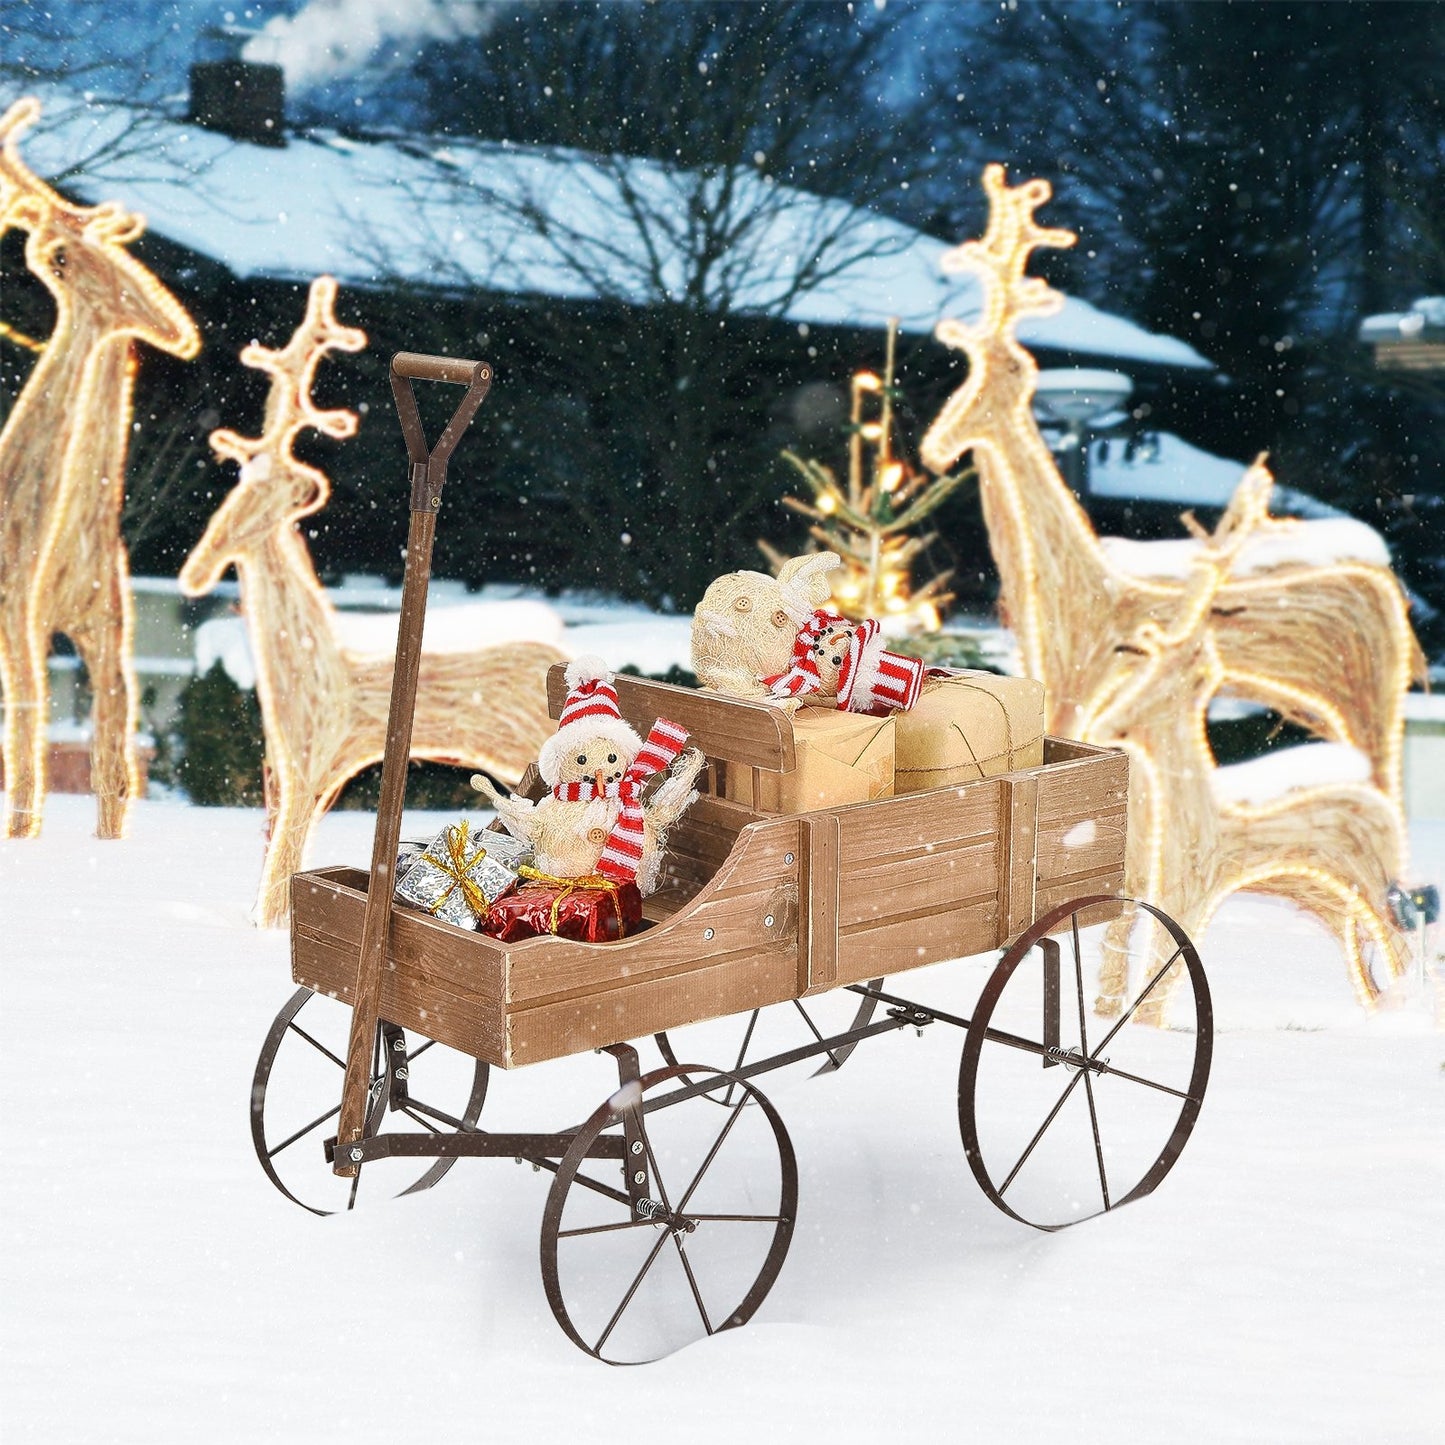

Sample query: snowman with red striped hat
[472,657,703,895]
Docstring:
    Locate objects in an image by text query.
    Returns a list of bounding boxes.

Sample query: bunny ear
[777,551,842,613]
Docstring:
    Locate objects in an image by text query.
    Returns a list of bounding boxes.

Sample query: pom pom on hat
[538,655,643,785]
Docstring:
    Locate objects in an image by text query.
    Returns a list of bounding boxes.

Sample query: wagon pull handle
[333,351,493,1178]
[390,353,493,511]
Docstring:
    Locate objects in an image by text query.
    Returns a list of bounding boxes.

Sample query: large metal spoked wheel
[251,987,489,1216]
[959,896,1212,1232]
[654,979,883,1100]
[540,1064,798,1364]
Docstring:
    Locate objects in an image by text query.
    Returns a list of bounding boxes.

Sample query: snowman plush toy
[471,657,704,896]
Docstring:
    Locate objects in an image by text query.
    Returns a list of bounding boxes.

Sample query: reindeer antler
[936,166,1077,343]
[210,275,367,477]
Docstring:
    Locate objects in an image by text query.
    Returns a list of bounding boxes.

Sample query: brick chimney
[189,27,286,148]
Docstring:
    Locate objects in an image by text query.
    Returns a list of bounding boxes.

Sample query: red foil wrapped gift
[479,872,642,944]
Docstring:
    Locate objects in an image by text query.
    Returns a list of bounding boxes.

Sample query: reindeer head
[179,276,366,595]
[920,166,1076,475]
[0,99,199,360]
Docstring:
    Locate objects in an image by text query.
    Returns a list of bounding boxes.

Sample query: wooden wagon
[252,355,1213,1363]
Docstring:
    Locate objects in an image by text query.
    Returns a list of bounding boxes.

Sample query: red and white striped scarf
[551,717,690,883]
[836,617,927,716]
[763,607,848,698]
[764,610,929,716]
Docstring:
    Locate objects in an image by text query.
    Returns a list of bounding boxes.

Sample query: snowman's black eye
[607,754,617,764]
[576,754,588,766]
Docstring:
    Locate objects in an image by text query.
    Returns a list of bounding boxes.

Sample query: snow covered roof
[1088,431,1349,518]
[5,83,1212,371]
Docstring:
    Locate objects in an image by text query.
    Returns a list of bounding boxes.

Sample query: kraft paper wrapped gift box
[723,708,895,813]
[893,671,1045,794]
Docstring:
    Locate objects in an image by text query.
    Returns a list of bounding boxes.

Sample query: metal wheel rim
[251,986,489,1216]
[540,1063,798,1364]
[653,977,884,1097]
[958,895,1213,1232]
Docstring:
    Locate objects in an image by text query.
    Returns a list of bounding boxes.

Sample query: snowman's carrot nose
[594,767,606,790]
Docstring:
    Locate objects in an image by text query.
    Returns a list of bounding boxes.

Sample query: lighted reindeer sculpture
[179,276,566,925]
[1088,492,1410,1018]
[919,165,1421,809]
[0,97,201,839]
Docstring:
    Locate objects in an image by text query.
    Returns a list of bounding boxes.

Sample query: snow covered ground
[3,794,1442,1444]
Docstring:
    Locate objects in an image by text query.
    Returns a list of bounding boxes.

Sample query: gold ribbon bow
[427,821,495,921]
[517,866,624,936]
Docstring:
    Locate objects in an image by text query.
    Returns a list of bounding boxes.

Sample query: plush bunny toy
[690,551,842,701]
[471,657,704,895]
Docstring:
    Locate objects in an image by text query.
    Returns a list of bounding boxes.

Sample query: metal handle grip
[390,351,490,386]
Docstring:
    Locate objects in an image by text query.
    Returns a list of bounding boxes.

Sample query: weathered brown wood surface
[291,729,1129,1069]
[547,666,795,771]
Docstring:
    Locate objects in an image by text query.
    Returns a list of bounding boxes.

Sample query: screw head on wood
[764,915,775,929]
[703,927,714,941]
[785,853,795,865]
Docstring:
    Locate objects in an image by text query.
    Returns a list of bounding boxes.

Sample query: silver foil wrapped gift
[394,819,531,929]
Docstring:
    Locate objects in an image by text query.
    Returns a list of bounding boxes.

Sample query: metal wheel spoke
[406,1039,437,1063]
[673,1235,714,1336]
[676,1096,750,1215]
[345,1165,362,1212]
[723,1011,761,1106]
[1096,1060,1195,1101]
[556,1218,654,1241]
[1072,914,1109,1210]
[286,1022,346,1070]
[1091,945,1185,1060]
[791,998,843,1071]
[399,1106,442,1135]
[594,1230,671,1356]
[999,1070,1087,1197]
[266,1102,341,1160]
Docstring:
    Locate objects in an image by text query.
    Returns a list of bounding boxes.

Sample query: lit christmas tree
[762,320,972,633]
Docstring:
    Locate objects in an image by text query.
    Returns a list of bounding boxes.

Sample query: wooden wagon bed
[292,670,1127,1070]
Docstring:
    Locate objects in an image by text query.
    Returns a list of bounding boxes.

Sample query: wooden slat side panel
[503,818,804,1009]
[546,665,795,772]
[1034,875,1126,923]
[293,929,507,1067]
[834,896,1001,986]
[832,782,1003,930]
[508,948,798,1067]
[291,867,508,1002]
[1034,749,1129,897]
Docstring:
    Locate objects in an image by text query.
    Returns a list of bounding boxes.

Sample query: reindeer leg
[74,569,138,838]
[253,762,323,928]
[2,614,49,838]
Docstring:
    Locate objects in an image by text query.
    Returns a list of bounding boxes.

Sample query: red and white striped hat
[836,619,926,716]
[538,656,643,785]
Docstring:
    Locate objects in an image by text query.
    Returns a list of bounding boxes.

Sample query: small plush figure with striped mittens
[471,657,704,896]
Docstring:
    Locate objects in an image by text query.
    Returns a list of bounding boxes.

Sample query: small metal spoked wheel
[540,1064,798,1364]
[959,896,1212,1231]
[251,987,489,1216]
[654,978,883,1101]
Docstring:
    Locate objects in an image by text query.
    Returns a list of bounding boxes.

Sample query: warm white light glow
[0,97,200,840]
[919,164,1415,1014]
[178,276,564,925]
